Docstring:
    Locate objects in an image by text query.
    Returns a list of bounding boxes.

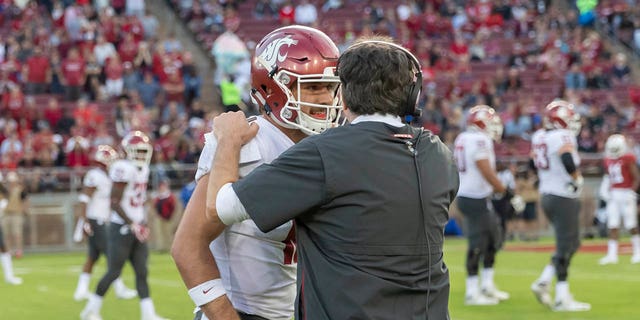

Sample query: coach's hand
[212,111,259,146]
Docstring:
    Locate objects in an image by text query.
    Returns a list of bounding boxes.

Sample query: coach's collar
[351,113,404,127]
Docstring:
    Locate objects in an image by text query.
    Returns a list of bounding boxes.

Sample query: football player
[81,131,167,320]
[171,25,342,320]
[599,134,640,264]
[530,100,591,312]
[0,178,21,285]
[73,145,137,301]
[454,105,512,305]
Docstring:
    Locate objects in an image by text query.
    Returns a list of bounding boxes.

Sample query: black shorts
[522,202,537,221]
[88,219,108,261]
[0,224,5,250]
[457,196,503,251]
[541,194,581,256]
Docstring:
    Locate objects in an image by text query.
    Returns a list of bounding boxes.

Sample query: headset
[344,40,424,122]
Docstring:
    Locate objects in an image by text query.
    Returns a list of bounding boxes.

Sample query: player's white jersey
[531,128,581,198]
[83,168,112,222]
[195,116,296,320]
[109,159,149,224]
[454,130,495,199]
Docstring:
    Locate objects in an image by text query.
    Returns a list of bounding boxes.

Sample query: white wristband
[78,194,91,203]
[188,279,226,307]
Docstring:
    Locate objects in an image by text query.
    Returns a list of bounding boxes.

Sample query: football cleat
[598,255,619,265]
[531,281,552,307]
[464,293,499,306]
[631,254,640,264]
[482,286,510,301]
[552,295,591,312]
[5,276,22,285]
[80,310,102,320]
[116,287,138,300]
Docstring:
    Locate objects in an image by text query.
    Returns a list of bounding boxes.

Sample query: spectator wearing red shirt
[43,97,63,129]
[1,52,21,84]
[2,84,24,121]
[118,33,139,65]
[61,48,86,101]
[163,72,185,105]
[65,135,90,167]
[279,0,295,25]
[105,54,124,98]
[121,15,145,42]
[23,46,51,95]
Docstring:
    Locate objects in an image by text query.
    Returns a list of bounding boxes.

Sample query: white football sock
[86,294,103,313]
[466,276,479,297]
[481,268,495,289]
[608,239,618,257]
[538,264,555,284]
[75,272,91,293]
[631,235,640,256]
[1,252,15,279]
[141,298,156,317]
[555,281,569,302]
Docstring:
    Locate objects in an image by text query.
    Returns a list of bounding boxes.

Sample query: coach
[207,38,459,319]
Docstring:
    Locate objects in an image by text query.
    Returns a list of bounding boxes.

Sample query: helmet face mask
[94,145,119,168]
[251,25,342,135]
[467,105,503,142]
[121,131,153,168]
[544,100,581,136]
[605,134,627,158]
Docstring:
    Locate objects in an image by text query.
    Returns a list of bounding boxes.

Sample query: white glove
[567,175,584,194]
[510,195,526,214]
[131,223,150,242]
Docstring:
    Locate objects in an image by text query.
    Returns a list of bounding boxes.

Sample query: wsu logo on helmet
[258,35,298,70]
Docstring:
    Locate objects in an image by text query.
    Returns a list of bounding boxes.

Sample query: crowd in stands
[2,0,640,193]
[0,0,209,192]
[172,0,640,166]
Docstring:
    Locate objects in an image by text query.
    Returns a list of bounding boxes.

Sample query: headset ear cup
[404,70,423,117]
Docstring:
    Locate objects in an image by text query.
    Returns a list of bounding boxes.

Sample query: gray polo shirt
[233,120,459,319]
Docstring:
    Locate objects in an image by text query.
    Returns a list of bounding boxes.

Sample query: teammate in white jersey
[530,100,591,312]
[73,145,137,301]
[171,25,342,320]
[599,134,640,264]
[0,177,21,285]
[81,131,168,320]
[454,105,515,305]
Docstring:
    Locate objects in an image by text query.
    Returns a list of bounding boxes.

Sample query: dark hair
[337,36,415,116]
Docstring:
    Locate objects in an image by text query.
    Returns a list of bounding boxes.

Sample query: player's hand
[83,222,93,236]
[510,195,526,214]
[131,223,150,242]
[212,111,259,146]
[566,175,584,194]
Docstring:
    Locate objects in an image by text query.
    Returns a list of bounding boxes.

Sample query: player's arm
[630,162,640,191]
[171,174,239,320]
[558,143,580,180]
[74,186,96,220]
[111,182,132,225]
[476,158,507,194]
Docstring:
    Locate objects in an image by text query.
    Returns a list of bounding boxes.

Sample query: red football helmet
[544,100,581,135]
[93,145,119,168]
[121,131,152,168]
[250,25,342,135]
[467,105,503,141]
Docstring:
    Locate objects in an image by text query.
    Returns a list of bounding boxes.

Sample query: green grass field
[0,238,636,319]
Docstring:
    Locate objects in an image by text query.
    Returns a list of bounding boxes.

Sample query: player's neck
[261,114,307,143]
